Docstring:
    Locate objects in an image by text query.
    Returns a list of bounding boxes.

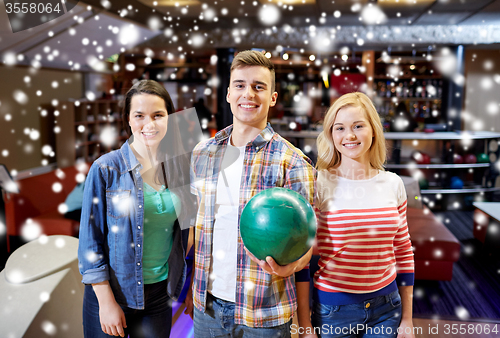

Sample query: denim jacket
[78,141,187,310]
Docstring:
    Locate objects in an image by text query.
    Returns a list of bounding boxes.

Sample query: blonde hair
[316,92,386,171]
[231,50,275,92]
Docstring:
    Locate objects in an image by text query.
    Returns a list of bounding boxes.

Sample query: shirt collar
[120,139,142,172]
[214,123,275,149]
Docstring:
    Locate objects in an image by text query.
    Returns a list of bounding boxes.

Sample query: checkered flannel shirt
[190,123,316,328]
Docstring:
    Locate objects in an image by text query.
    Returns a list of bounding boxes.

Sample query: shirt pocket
[106,190,132,218]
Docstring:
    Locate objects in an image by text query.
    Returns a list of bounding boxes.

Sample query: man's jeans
[193,292,291,337]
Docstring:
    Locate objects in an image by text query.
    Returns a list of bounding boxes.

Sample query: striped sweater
[313,169,414,305]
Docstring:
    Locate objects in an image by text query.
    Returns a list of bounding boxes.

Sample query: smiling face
[226,66,278,129]
[332,105,374,164]
[128,93,168,151]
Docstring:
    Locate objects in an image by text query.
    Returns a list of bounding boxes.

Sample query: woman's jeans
[83,280,172,338]
[311,290,402,338]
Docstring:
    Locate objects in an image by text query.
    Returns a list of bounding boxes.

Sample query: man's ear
[269,91,278,107]
[226,87,230,103]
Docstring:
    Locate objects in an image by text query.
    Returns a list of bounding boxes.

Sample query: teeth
[142,132,156,136]
[241,104,256,108]
[344,143,360,148]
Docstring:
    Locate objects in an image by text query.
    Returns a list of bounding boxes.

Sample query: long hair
[316,92,386,171]
[122,80,194,222]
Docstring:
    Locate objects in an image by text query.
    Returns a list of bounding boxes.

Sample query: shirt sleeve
[77,161,110,284]
[394,177,415,287]
[282,156,317,206]
[284,154,317,277]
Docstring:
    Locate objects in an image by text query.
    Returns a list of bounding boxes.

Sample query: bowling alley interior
[1,0,500,337]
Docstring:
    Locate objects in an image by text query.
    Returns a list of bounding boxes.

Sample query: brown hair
[121,80,193,220]
[122,79,175,136]
[230,50,276,92]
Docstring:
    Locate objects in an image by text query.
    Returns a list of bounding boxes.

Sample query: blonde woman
[300,92,415,338]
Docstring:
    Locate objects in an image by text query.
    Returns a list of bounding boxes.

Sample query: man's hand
[99,299,127,337]
[245,247,312,277]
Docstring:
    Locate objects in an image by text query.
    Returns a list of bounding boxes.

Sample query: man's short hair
[230,50,276,92]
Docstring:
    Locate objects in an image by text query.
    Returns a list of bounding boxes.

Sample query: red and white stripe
[314,200,414,294]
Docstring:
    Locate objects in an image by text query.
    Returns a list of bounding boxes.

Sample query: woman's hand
[299,322,318,338]
[92,281,127,337]
[397,318,415,338]
[99,299,127,337]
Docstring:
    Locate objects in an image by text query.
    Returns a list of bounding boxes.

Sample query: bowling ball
[412,152,431,164]
[453,154,464,164]
[240,187,317,266]
[418,178,429,190]
[464,154,476,164]
[450,176,464,189]
[477,153,489,163]
[422,153,431,164]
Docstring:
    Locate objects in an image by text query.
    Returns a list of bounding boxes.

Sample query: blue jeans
[311,290,402,338]
[193,292,291,337]
[83,280,172,338]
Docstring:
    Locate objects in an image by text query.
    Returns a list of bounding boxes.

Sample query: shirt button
[137,262,140,266]
[138,226,141,229]
[139,205,142,208]
[138,282,141,285]
[137,244,141,247]
[139,188,142,191]
[365,303,371,309]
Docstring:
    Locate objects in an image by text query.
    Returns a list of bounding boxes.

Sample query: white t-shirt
[208,139,245,302]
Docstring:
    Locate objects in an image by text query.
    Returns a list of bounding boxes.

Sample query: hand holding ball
[240,188,316,266]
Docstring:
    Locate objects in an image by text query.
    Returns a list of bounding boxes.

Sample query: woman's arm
[397,285,415,338]
[78,162,110,284]
[78,163,123,336]
[92,281,127,337]
[296,281,317,338]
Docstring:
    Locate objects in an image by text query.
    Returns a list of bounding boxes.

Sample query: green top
[142,182,180,284]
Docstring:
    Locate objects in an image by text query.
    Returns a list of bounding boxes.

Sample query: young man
[187,50,316,337]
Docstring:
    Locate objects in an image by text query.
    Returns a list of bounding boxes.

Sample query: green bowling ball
[477,153,490,163]
[240,187,317,266]
[418,178,429,190]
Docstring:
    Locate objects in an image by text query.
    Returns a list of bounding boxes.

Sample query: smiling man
[187,50,317,337]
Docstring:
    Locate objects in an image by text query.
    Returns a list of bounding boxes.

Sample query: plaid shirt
[190,123,316,328]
